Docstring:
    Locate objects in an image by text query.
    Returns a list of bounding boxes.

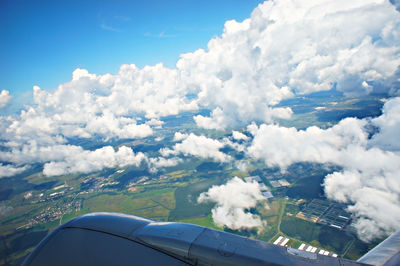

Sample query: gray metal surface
[66,211,152,237]
[357,230,400,266]
[23,213,188,266]
[136,222,205,258]
[22,227,188,266]
[23,212,378,266]
[187,227,360,266]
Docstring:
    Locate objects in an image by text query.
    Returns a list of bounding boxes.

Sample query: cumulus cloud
[0,65,191,176]
[0,140,146,177]
[390,0,400,11]
[181,0,400,128]
[173,132,188,141]
[198,177,266,230]
[30,82,156,140]
[0,164,28,178]
[247,118,368,169]
[160,133,231,162]
[246,97,400,241]
[0,90,12,110]
[23,0,393,133]
[220,136,246,153]
[42,146,146,176]
[324,171,400,242]
[83,110,153,140]
[1,0,400,177]
[96,64,198,119]
[148,157,183,173]
[369,97,400,151]
[0,143,81,165]
[232,131,249,141]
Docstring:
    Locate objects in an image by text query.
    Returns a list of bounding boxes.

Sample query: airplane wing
[22,212,398,266]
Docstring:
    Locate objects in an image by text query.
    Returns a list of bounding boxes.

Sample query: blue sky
[0,0,264,99]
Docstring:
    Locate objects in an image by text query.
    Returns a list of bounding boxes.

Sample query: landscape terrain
[1,1,400,265]
[0,92,385,265]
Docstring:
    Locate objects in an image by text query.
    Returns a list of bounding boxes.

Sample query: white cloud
[390,0,400,11]
[160,133,231,162]
[232,131,249,141]
[148,157,183,173]
[173,132,188,141]
[369,97,400,151]
[198,177,266,230]
[42,146,146,176]
[246,97,400,241]
[194,108,228,130]
[84,110,153,140]
[182,0,400,128]
[97,63,198,119]
[0,143,81,165]
[154,136,163,142]
[247,117,369,169]
[0,65,191,176]
[1,0,399,176]
[145,118,164,129]
[0,164,28,178]
[221,137,246,152]
[324,171,400,242]
[0,140,146,177]
[0,90,12,110]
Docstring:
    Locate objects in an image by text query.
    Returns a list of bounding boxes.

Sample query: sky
[0,0,264,104]
[0,0,400,242]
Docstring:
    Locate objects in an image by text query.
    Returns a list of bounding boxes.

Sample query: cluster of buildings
[298,243,338,257]
[26,183,74,204]
[273,235,338,258]
[273,236,290,246]
[297,199,351,230]
[18,182,83,230]
[127,176,150,189]
[81,176,120,193]
[18,197,78,229]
